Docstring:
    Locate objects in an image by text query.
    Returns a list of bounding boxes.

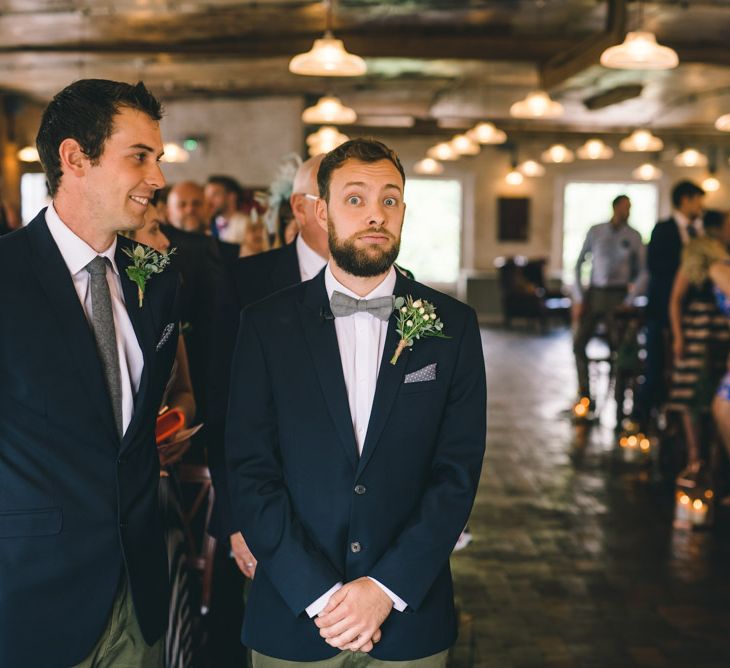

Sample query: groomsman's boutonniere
[122,244,176,307]
[390,296,449,365]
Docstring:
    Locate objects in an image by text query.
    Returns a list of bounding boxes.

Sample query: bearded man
[225,138,487,666]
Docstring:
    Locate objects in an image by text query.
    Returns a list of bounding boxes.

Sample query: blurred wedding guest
[123,194,197,668]
[666,210,730,482]
[0,78,178,668]
[0,193,19,235]
[205,174,243,240]
[205,153,329,667]
[265,153,302,247]
[632,180,705,429]
[572,195,644,410]
[168,180,209,235]
[239,212,270,257]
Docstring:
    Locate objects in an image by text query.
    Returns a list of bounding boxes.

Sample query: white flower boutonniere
[122,244,176,307]
[390,295,449,365]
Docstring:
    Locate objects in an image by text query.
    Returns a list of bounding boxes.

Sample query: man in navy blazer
[0,80,179,667]
[225,139,487,665]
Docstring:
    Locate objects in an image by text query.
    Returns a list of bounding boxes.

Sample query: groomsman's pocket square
[404,363,437,384]
[156,322,176,352]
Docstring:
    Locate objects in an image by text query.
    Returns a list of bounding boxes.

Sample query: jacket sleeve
[368,308,487,611]
[224,309,343,615]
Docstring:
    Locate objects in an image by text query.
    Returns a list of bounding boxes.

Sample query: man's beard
[328,220,400,277]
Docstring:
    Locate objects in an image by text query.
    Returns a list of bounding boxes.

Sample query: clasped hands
[315,577,393,653]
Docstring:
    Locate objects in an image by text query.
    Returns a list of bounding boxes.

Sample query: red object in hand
[156,408,185,444]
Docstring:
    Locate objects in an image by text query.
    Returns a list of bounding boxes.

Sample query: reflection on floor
[449,328,730,668]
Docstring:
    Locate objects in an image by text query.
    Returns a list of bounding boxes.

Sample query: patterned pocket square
[156,322,176,352]
[404,363,437,384]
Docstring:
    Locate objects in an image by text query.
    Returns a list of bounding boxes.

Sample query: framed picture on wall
[497,197,530,242]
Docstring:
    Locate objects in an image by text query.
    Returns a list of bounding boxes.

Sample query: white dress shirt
[45,203,143,436]
[296,234,327,282]
[305,264,407,618]
[673,209,704,245]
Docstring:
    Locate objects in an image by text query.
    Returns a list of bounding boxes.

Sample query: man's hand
[230,532,257,578]
[315,577,392,652]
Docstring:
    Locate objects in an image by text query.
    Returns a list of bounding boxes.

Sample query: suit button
[350,541,362,553]
[119,520,127,529]
[117,457,126,466]
[354,485,366,495]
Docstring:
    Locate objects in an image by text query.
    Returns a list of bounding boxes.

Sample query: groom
[0,79,179,667]
[225,138,487,665]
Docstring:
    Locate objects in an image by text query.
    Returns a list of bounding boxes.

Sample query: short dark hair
[612,194,629,208]
[317,138,406,202]
[671,180,704,209]
[703,209,725,232]
[36,79,163,196]
[207,174,243,206]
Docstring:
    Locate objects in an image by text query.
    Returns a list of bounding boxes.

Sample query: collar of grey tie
[329,290,395,321]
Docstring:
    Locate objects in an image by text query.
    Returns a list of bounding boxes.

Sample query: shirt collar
[45,202,119,278]
[296,234,327,281]
[325,263,397,301]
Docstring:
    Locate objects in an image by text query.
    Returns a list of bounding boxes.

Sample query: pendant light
[17,145,40,162]
[577,138,613,160]
[467,122,507,145]
[302,96,356,124]
[632,163,662,180]
[518,160,545,177]
[619,129,663,152]
[541,144,574,164]
[161,142,190,163]
[427,142,459,161]
[702,175,720,192]
[450,134,480,156]
[600,2,678,70]
[289,1,366,77]
[673,148,707,168]
[414,158,444,176]
[716,114,730,132]
[510,90,563,119]
[306,126,349,155]
[505,168,524,186]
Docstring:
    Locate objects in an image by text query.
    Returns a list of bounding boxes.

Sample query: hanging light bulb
[716,114,730,132]
[302,96,356,124]
[505,168,524,186]
[414,158,444,175]
[467,122,507,145]
[577,138,614,160]
[517,160,545,177]
[427,142,459,161]
[450,134,480,156]
[702,175,721,192]
[306,126,349,155]
[290,2,366,77]
[541,144,575,163]
[161,142,190,163]
[17,145,40,162]
[673,148,708,168]
[600,31,678,70]
[510,90,563,119]
[632,163,662,180]
[619,129,663,152]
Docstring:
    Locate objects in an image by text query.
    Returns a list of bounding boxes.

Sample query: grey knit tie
[86,256,123,437]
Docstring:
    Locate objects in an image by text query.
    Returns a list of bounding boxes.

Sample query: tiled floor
[450,328,730,668]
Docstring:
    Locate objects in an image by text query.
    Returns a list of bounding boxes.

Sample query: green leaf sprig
[122,244,176,307]
[390,295,449,365]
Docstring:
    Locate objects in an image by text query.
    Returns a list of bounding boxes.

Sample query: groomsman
[225,138,487,665]
[0,79,179,667]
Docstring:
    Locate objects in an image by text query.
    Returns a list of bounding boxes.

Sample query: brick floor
[449,328,730,668]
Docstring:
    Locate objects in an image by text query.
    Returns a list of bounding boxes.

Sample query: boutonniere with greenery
[390,296,449,365]
[122,244,175,307]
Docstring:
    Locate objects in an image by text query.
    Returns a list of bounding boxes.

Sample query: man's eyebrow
[343,180,403,193]
[129,143,156,152]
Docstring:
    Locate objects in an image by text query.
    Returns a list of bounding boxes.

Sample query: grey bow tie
[329,291,395,321]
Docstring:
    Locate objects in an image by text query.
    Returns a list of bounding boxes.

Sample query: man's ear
[58,138,89,179]
[290,193,307,228]
[314,196,329,233]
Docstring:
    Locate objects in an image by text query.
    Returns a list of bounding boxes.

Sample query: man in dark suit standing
[0,79,179,667]
[225,139,487,665]
[633,180,705,427]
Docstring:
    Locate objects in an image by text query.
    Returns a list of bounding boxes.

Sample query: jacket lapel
[26,212,119,444]
[298,271,358,470]
[357,271,411,476]
[115,237,157,448]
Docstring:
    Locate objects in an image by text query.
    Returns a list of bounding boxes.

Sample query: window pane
[21,173,51,225]
[399,179,462,284]
[563,182,657,285]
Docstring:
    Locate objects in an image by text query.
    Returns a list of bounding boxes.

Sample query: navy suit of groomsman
[0,80,179,668]
[225,139,487,666]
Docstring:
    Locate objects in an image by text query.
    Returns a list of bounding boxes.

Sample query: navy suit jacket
[0,211,180,667]
[646,217,682,325]
[225,269,487,660]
